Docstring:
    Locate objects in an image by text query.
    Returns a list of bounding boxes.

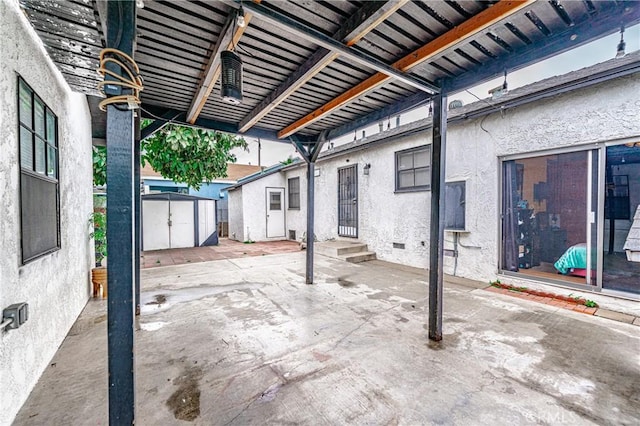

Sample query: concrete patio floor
[141,238,301,268]
[14,252,640,425]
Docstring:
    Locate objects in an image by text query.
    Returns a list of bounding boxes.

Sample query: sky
[232,24,639,166]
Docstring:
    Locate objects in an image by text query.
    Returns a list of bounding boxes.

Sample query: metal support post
[134,115,141,316]
[428,89,447,341]
[105,1,136,423]
[306,161,315,284]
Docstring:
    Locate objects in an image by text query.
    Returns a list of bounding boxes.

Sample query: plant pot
[91,267,108,298]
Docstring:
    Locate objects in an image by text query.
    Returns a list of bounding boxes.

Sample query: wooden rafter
[186,5,257,124]
[277,0,535,139]
[237,0,408,133]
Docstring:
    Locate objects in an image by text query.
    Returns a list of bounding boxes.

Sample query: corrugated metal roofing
[18,0,640,141]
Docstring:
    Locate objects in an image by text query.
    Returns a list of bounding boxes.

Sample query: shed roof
[140,162,262,182]
[19,0,640,143]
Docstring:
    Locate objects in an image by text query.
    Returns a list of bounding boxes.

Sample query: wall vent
[393,242,405,249]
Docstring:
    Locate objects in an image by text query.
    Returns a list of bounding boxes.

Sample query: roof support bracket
[239,1,439,95]
[237,0,409,133]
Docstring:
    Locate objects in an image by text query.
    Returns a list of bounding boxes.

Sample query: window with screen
[270,192,281,210]
[288,177,300,209]
[18,77,60,263]
[395,146,431,191]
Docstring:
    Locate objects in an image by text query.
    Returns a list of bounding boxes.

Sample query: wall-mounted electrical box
[3,302,29,330]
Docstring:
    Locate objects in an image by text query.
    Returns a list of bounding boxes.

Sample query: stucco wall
[311,135,433,267]
[283,168,307,241]
[0,1,93,424]
[228,188,244,241]
[447,73,640,281]
[240,172,287,241]
[236,72,639,286]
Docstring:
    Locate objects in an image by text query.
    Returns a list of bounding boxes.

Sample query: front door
[338,165,358,237]
[266,187,285,238]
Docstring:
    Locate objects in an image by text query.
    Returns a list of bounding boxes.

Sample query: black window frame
[395,145,431,192]
[17,76,61,264]
[288,177,300,210]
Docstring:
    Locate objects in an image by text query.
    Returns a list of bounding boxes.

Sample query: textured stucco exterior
[0,1,94,424]
[231,71,640,287]
[229,172,287,242]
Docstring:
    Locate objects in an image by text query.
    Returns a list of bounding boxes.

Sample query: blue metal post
[105,1,136,423]
[135,115,141,315]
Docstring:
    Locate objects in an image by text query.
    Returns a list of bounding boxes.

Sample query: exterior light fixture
[221,50,243,104]
[136,0,144,9]
[363,163,371,175]
[237,6,246,28]
[616,26,626,58]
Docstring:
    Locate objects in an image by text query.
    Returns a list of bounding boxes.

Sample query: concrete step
[315,241,368,257]
[342,251,377,263]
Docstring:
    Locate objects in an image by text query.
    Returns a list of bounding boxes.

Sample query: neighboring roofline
[227,158,304,190]
[228,52,640,188]
[141,193,216,201]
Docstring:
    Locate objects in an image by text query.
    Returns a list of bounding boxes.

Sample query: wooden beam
[186,5,257,124]
[278,0,535,139]
[237,0,408,133]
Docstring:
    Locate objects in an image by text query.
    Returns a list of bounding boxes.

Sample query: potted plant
[90,210,108,298]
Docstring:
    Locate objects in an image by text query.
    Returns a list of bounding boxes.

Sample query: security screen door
[338,165,358,237]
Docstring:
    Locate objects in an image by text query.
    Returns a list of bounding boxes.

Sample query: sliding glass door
[501,150,596,287]
[602,144,640,295]
[502,144,640,296]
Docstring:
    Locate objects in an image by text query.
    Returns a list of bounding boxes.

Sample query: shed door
[338,165,358,237]
[266,188,285,238]
[142,200,170,250]
[169,201,195,248]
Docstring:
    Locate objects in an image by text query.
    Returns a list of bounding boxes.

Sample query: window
[270,192,282,210]
[395,146,430,191]
[18,77,60,263]
[288,177,300,209]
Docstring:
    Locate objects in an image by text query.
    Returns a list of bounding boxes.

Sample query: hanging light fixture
[616,25,626,58]
[221,50,243,104]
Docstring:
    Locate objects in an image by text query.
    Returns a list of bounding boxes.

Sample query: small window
[288,177,300,209]
[270,192,282,210]
[18,77,60,263]
[395,146,431,191]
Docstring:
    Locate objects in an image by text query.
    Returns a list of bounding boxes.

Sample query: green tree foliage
[93,146,107,186]
[141,120,248,190]
[91,120,248,190]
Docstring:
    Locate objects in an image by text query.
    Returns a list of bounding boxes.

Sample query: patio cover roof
[16,1,640,420]
[20,0,640,143]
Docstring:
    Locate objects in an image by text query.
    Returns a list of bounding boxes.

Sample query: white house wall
[308,135,432,268]
[283,168,307,241]
[228,188,244,241]
[261,73,640,286]
[0,1,94,424]
[241,172,286,242]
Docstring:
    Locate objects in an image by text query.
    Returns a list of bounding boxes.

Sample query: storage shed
[141,193,217,251]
